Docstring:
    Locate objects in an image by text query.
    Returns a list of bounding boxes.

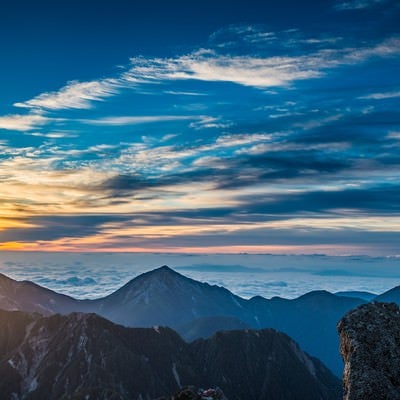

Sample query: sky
[0,0,399,255]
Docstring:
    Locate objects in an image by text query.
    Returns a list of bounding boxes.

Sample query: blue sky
[0,0,399,254]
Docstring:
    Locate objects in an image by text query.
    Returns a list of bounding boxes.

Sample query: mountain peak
[154,265,177,273]
[101,265,196,309]
[109,266,187,295]
[134,265,186,283]
[99,265,249,329]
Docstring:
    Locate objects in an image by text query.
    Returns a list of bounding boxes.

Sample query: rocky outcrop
[338,302,400,400]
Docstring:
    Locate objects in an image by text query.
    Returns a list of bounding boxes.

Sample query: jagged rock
[338,302,400,400]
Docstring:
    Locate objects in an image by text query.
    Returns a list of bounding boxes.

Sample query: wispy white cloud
[124,37,400,89]
[209,25,277,46]
[358,90,400,100]
[387,131,400,140]
[79,115,201,126]
[7,30,400,121]
[344,37,400,60]
[3,29,399,140]
[0,114,50,131]
[293,113,344,130]
[126,50,321,88]
[300,37,343,45]
[164,90,208,96]
[14,79,119,110]
[189,116,232,130]
[335,0,386,10]
[29,131,78,138]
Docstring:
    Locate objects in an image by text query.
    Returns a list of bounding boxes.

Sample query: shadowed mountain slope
[0,273,89,315]
[334,291,377,301]
[0,309,341,400]
[373,285,400,303]
[96,266,249,328]
[178,316,251,342]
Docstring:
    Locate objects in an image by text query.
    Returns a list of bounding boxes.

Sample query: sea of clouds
[0,252,399,299]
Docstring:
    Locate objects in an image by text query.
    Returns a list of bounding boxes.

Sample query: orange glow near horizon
[0,213,398,256]
[0,242,35,250]
[0,241,371,256]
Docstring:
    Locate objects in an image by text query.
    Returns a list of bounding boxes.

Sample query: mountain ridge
[1,265,395,376]
[0,309,341,400]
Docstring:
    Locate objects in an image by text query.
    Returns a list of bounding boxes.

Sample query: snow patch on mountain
[172,363,181,387]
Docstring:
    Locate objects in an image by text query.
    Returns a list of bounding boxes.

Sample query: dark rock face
[191,329,341,400]
[0,309,341,400]
[337,302,400,400]
[0,310,190,400]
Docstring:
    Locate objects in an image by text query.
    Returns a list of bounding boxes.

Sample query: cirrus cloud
[0,114,50,131]
[14,78,120,111]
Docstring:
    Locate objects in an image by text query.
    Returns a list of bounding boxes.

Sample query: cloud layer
[0,252,399,299]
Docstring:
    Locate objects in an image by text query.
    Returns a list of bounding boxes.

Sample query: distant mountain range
[334,291,377,301]
[1,265,398,376]
[0,309,340,400]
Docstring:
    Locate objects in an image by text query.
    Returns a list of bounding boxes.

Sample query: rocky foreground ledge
[338,302,400,400]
